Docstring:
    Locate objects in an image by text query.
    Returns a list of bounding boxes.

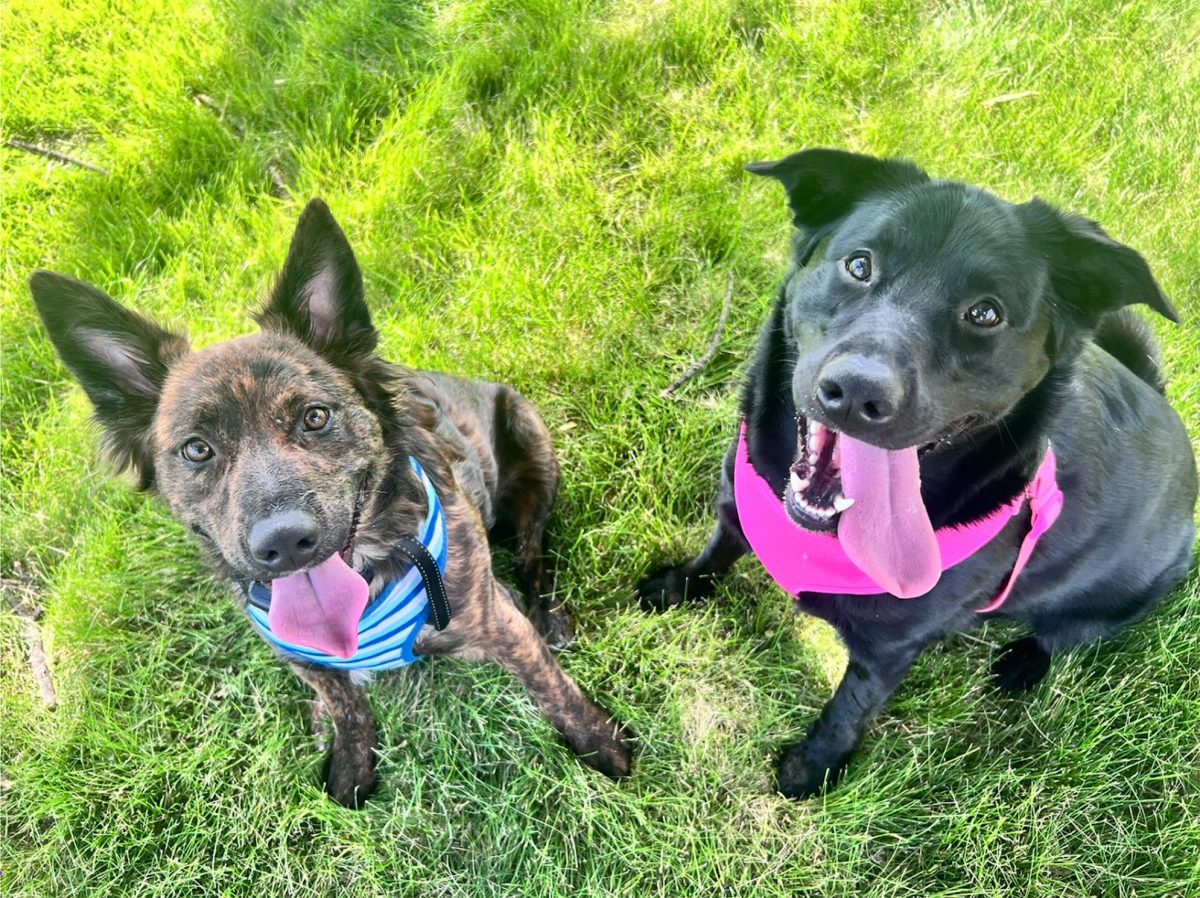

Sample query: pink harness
[733,423,1063,611]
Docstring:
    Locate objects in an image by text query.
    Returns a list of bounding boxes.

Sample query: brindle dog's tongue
[267,553,369,658]
[837,435,942,598]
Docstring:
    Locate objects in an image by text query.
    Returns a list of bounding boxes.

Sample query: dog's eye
[181,439,214,464]
[965,299,1004,328]
[845,253,872,281]
[303,406,331,432]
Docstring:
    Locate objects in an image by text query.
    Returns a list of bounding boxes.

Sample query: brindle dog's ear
[30,271,190,488]
[1020,199,1179,325]
[257,199,379,362]
[745,148,929,231]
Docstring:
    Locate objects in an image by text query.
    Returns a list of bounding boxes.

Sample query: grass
[2,0,1199,895]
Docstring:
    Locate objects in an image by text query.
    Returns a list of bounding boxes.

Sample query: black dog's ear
[30,271,190,488]
[256,199,378,361]
[1022,199,1179,325]
[745,148,929,231]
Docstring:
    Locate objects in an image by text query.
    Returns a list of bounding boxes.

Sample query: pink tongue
[267,553,369,658]
[837,436,942,598]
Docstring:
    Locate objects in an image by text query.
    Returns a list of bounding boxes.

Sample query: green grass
[3,0,1199,895]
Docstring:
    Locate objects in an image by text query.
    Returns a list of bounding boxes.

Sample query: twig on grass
[2,576,58,709]
[4,138,109,175]
[192,90,294,199]
[267,159,293,200]
[192,92,246,137]
[662,271,735,399]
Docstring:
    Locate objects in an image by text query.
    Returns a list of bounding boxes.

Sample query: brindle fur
[31,200,632,806]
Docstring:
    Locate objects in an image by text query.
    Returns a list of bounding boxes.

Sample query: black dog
[640,148,1196,797]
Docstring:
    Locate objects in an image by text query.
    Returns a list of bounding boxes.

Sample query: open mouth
[783,416,969,532]
[785,418,854,531]
[251,478,370,594]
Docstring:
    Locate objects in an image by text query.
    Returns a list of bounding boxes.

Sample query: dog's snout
[248,510,320,572]
[815,354,904,428]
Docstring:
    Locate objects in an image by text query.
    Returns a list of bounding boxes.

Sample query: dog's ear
[256,199,378,361]
[1022,199,1179,326]
[30,271,190,488]
[745,148,929,231]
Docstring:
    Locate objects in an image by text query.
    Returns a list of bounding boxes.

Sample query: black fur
[640,148,1197,798]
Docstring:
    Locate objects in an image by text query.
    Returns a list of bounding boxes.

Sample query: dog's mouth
[248,480,373,659]
[784,415,977,531]
[785,417,851,531]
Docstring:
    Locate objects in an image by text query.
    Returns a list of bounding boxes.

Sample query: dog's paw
[529,601,576,653]
[775,741,849,800]
[991,636,1051,692]
[575,721,636,780]
[637,564,709,612]
[324,745,379,809]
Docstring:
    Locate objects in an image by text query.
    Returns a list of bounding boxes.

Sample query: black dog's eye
[845,253,872,281]
[965,299,1004,328]
[181,439,214,464]
[303,406,331,432]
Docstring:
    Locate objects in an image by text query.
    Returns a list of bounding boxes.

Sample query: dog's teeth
[807,451,819,466]
[832,495,855,513]
[791,473,810,493]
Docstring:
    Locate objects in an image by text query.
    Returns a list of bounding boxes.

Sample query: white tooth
[808,451,819,465]
[833,495,855,513]
[790,472,804,493]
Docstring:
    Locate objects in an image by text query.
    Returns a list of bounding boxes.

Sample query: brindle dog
[31,200,632,806]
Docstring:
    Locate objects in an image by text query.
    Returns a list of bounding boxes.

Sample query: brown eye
[965,299,1004,328]
[303,406,331,432]
[845,253,872,281]
[181,439,213,463]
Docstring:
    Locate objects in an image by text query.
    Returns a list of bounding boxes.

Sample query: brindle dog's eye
[965,299,1004,328]
[845,253,872,281]
[181,439,214,463]
[303,406,331,432]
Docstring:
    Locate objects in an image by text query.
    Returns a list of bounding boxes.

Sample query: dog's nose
[248,510,320,572]
[815,354,904,428]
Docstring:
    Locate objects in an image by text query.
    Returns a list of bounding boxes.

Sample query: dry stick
[22,619,58,709]
[662,271,735,398]
[3,578,58,709]
[193,91,292,198]
[267,159,293,200]
[4,138,109,175]
[192,92,245,137]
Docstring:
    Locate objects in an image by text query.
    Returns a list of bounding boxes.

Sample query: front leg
[289,663,379,808]
[485,582,633,778]
[776,642,923,798]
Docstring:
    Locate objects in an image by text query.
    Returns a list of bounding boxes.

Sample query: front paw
[637,564,710,612]
[324,742,379,808]
[775,741,849,799]
[575,721,636,780]
[528,600,576,653]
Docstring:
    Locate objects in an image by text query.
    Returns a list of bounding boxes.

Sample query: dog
[639,148,1196,798]
[31,199,632,806]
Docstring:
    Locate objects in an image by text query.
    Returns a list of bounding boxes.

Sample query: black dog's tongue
[837,435,942,597]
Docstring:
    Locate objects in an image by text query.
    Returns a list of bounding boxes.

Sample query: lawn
[2,0,1199,895]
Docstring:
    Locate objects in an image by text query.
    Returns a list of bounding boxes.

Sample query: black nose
[815,354,904,427]
[248,510,320,572]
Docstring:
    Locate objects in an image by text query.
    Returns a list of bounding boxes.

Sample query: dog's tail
[1093,309,1166,394]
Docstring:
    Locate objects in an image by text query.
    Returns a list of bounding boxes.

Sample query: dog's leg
[776,643,923,798]
[510,483,574,652]
[493,388,574,650]
[484,581,633,778]
[289,663,379,808]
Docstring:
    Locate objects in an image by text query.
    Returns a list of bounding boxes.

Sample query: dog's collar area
[736,420,1063,609]
[240,456,451,670]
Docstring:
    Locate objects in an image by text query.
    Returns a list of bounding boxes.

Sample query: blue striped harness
[244,458,450,670]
